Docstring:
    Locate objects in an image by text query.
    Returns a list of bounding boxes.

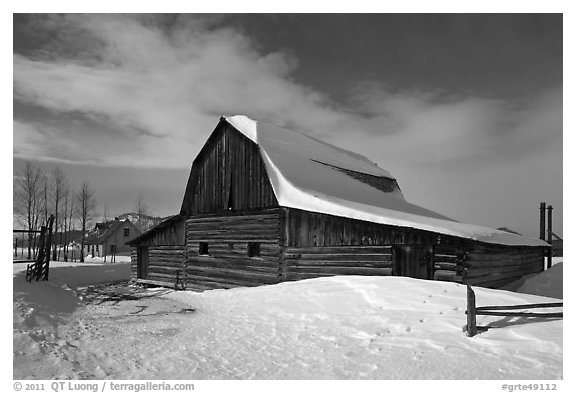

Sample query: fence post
[43,215,54,280]
[467,285,477,337]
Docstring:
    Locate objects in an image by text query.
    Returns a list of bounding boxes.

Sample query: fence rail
[466,285,562,337]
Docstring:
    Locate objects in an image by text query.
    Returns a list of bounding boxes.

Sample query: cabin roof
[126,214,184,246]
[85,219,136,244]
[223,115,548,247]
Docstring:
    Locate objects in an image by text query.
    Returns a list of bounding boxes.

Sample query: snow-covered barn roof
[223,115,548,247]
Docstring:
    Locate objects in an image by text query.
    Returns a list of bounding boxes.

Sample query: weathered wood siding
[281,208,430,281]
[462,245,546,288]
[432,245,465,283]
[283,246,394,281]
[133,217,186,248]
[131,216,186,288]
[283,208,437,248]
[145,246,186,288]
[186,209,281,291]
[281,208,545,288]
[181,120,278,216]
[130,247,137,281]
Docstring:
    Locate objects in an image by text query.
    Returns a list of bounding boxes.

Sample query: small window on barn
[124,228,130,237]
[247,242,261,258]
[199,242,209,256]
[228,242,234,250]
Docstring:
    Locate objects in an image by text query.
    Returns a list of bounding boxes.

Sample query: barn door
[394,245,433,279]
[137,246,149,279]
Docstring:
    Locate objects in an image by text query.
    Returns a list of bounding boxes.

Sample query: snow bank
[167,276,562,379]
[517,263,563,299]
[14,262,562,379]
[500,258,563,299]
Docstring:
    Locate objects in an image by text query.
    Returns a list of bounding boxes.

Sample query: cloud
[13,14,562,176]
[14,15,348,168]
[333,86,562,174]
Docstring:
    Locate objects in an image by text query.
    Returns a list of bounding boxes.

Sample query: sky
[12,13,563,238]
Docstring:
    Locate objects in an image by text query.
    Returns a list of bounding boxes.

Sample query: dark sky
[225,14,562,99]
[12,14,562,237]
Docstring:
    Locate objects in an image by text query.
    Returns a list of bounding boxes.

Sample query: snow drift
[13,262,562,379]
[502,261,563,299]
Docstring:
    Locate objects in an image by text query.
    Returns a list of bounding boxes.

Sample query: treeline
[14,161,97,262]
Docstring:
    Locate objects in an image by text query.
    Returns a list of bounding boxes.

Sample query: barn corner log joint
[128,115,550,291]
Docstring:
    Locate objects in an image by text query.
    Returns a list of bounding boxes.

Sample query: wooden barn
[128,115,549,290]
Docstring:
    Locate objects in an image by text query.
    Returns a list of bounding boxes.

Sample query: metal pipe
[547,205,553,269]
[540,202,546,241]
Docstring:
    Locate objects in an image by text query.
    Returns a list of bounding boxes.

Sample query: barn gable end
[180,119,278,216]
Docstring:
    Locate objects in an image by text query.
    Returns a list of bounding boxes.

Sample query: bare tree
[66,188,76,261]
[62,185,69,261]
[16,162,44,259]
[135,191,149,216]
[76,181,97,262]
[42,173,49,225]
[52,167,66,260]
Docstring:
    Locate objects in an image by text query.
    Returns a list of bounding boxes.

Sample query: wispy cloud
[14,14,562,176]
[338,86,562,172]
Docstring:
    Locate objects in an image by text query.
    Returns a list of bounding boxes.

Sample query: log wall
[462,245,546,288]
[283,208,437,248]
[281,208,545,288]
[145,245,186,289]
[283,245,394,281]
[133,216,185,247]
[185,209,281,291]
[130,247,137,281]
[432,245,465,283]
[130,216,186,288]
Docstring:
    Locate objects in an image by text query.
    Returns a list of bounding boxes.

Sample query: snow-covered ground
[12,247,131,264]
[501,259,563,299]
[13,261,562,379]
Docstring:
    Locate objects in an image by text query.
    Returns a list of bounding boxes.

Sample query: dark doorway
[394,245,433,279]
[137,246,149,279]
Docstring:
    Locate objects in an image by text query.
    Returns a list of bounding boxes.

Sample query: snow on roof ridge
[224,115,258,144]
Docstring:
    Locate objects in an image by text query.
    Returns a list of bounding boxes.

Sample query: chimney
[547,205,553,269]
[539,202,546,241]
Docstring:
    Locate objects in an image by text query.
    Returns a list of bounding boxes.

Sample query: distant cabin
[85,218,140,259]
[128,115,549,290]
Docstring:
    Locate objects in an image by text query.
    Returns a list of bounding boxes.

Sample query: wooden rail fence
[466,285,562,337]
